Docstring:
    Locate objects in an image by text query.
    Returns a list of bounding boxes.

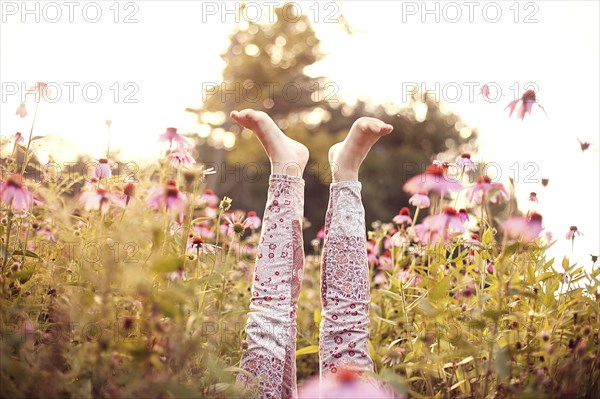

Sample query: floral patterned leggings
[237,175,372,398]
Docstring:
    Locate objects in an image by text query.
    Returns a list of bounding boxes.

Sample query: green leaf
[495,346,510,381]
[429,276,450,301]
[12,249,40,258]
[296,345,319,356]
[415,297,437,316]
[380,289,402,302]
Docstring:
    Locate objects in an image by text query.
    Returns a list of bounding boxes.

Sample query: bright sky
[1,1,598,269]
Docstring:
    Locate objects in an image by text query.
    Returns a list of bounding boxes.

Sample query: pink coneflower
[166,150,196,169]
[193,221,215,239]
[505,89,547,121]
[94,158,112,180]
[167,267,186,281]
[367,248,379,266]
[456,153,477,171]
[541,178,549,187]
[529,192,538,203]
[186,236,216,254]
[202,188,219,207]
[36,225,56,242]
[224,211,252,236]
[80,188,123,214]
[502,212,544,242]
[246,211,261,229]
[467,175,509,204]
[16,103,27,118]
[420,207,466,245]
[158,127,191,150]
[13,132,25,144]
[299,369,395,399]
[390,231,408,248]
[403,164,462,195]
[456,283,476,300]
[398,268,423,286]
[464,233,482,247]
[379,250,393,270]
[146,181,187,222]
[392,207,412,225]
[458,208,469,223]
[0,174,34,210]
[566,226,583,240]
[123,183,135,205]
[480,84,491,100]
[432,160,450,169]
[317,226,326,240]
[408,193,430,208]
[373,272,387,286]
[486,260,495,274]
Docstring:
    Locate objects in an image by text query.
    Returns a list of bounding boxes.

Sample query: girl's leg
[232,109,309,399]
[319,117,393,378]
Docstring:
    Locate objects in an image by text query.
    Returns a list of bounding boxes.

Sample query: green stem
[20,100,40,176]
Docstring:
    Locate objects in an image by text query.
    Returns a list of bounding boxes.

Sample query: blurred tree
[186,3,478,239]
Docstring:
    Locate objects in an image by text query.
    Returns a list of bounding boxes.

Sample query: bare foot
[329,117,393,182]
[231,109,309,178]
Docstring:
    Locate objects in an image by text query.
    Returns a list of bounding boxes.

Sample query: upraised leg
[320,117,393,378]
[233,109,309,398]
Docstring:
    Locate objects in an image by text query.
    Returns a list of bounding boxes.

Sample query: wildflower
[432,160,450,169]
[0,174,34,210]
[479,84,492,101]
[166,150,196,169]
[202,188,219,207]
[379,250,392,270]
[298,368,395,398]
[577,139,591,152]
[403,164,462,195]
[13,132,25,144]
[464,234,482,247]
[158,127,191,150]
[36,225,56,241]
[456,153,477,171]
[381,347,405,367]
[94,158,112,180]
[540,331,550,341]
[486,260,495,273]
[80,188,123,214]
[565,226,583,240]
[146,181,188,222]
[591,254,598,264]
[529,192,538,203]
[505,89,547,121]
[167,267,185,281]
[541,178,549,187]
[502,212,544,242]
[123,183,135,205]
[392,207,412,225]
[246,211,261,229]
[408,193,430,208]
[466,175,509,204]
[419,207,466,245]
[219,196,232,212]
[317,226,326,240]
[456,283,476,300]
[186,236,215,254]
[16,103,27,118]
[458,208,469,223]
[390,231,408,247]
[373,272,387,286]
[224,211,251,236]
[398,268,423,286]
[193,221,215,239]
